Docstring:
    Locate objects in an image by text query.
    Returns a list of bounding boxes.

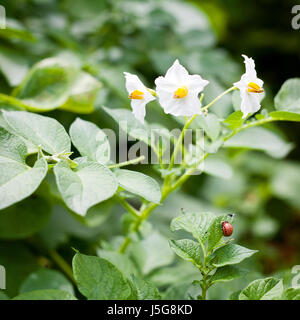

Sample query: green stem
[171,153,209,190]
[118,237,132,254]
[48,249,76,285]
[200,86,237,112]
[0,93,28,109]
[201,275,208,300]
[108,155,145,168]
[224,116,275,141]
[118,184,170,253]
[168,116,195,171]
[116,195,140,218]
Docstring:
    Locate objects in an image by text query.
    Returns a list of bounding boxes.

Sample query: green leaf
[229,290,242,300]
[169,239,202,267]
[102,107,152,147]
[210,265,247,284]
[13,289,77,300]
[0,93,25,111]
[0,113,37,154]
[130,232,174,275]
[115,169,161,203]
[60,71,101,113]
[269,111,300,122]
[1,59,101,113]
[271,162,300,209]
[83,199,115,227]
[170,212,215,243]
[0,46,29,86]
[14,58,78,111]
[163,282,193,300]
[239,277,284,300]
[195,113,220,141]
[0,150,47,210]
[0,194,52,239]
[3,111,71,155]
[206,213,234,253]
[212,244,258,267]
[72,252,131,300]
[0,20,36,42]
[0,127,27,163]
[224,127,293,159]
[283,288,300,300]
[20,269,74,295]
[98,65,128,101]
[149,263,199,288]
[70,118,110,164]
[274,78,300,113]
[224,111,244,130]
[203,156,233,180]
[102,107,168,154]
[128,277,161,300]
[54,160,118,216]
[97,250,137,279]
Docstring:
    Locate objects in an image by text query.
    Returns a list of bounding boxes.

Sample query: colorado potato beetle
[221,221,233,237]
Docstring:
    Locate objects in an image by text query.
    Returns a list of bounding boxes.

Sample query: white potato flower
[124,72,156,123]
[234,54,264,119]
[155,59,209,117]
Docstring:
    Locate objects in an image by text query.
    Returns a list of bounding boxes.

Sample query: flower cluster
[124,55,264,123]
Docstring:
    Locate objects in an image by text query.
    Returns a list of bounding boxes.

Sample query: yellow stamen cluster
[129,90,144,100]
[247,82,264,93]
[174,86,188,99]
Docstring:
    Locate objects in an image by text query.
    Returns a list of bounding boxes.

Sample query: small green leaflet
[72,253,131,300]
[224,126,293,159]
[0,128,47,210]
[14,57,78,111]
[70,118,110,164]
[170,211,215,243]
[239,277,283,300]
[3,110,71,155]
[130,232,174,275]
[115,169,161,203]
[169,239,202,267]
[60,71,101,114]
[20,269,74,295]
[210,265,247,284]
[54,160,118,216]
[274,78,300,113]
[212,244,258,267]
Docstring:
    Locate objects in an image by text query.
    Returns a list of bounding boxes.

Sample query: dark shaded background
[196,0,300,159]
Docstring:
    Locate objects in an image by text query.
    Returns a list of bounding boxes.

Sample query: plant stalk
[48,249,76,285]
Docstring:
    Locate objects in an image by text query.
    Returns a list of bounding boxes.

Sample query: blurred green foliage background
[0,0,299,299]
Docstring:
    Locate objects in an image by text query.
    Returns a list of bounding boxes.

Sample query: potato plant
[0,0,299,301]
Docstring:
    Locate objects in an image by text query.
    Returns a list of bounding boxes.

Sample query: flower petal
[124,72,146,93]
[124,72,156,123]
[159,92,202,117]
[187,74,209,93]
[240,91,262,119]
[131,100,147,123]
[242,54,257,78]
[155,76,178,92]
[164,59,189,83]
